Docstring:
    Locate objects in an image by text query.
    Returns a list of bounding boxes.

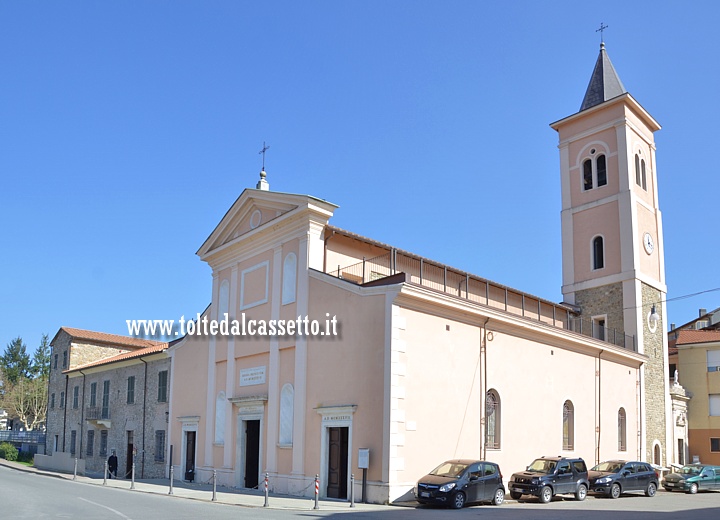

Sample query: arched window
[635,154,642,186]
[583,159,593,191]
[563,400,574,450]
[214,391,226,444]
[282,253,297,305]
[618,408,627,451]
[641,159,647,190]
[592,236,604,270]
[654,444,661,466]
[596,155,607,186]
[485,389,501,449]
[218,280,230,320]
[279,383,294,445]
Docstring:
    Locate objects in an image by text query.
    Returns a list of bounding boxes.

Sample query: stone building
[43,327,170,478]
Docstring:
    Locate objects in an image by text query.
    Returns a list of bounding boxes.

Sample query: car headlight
[413,485,418,494]
[531,478,540,485]
[595,477,612,484]
[439,483,456,492]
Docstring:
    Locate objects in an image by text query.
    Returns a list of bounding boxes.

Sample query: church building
[166,43,673,503]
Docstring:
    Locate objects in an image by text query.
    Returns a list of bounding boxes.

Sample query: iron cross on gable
[596,22,609,43]
[258,141,270,171]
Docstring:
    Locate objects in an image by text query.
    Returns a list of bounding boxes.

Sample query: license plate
[420,492,430,497]
[666,483,675,487]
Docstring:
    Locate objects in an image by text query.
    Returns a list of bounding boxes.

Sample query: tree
[0,376,47,431]
[31,334,51,379]
[0,337,32,385]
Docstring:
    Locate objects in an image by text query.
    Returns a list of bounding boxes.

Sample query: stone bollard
[169,465,174,495]
[103,460,108,486]
[130,462,136,490]
[263,473,269,508]
[350,473,355,508]
[73,458,78,481]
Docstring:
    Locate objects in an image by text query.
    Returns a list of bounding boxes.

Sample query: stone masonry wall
[573,281,626,340]
[642,283,667,464]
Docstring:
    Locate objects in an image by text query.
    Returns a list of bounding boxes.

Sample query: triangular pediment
[197,188,338,260]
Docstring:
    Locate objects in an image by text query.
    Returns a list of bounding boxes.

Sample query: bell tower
[551,43,672,465]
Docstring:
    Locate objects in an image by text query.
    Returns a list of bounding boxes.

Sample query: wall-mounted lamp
[647,304,660,333]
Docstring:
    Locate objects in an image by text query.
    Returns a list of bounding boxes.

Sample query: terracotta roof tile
[65,342,168,373]
[60,327,165,349]
[675,329,720,346]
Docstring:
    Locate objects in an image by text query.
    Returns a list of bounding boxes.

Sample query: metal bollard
[313,474,320,510]
[350,473,355,508]
[169,465,174,495]
[212,470,217,502]
[263,473,269,507]
[131,462,136,490]
[73,458,78,481]
[103,461,108,486]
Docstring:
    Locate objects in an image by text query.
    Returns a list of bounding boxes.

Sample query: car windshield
[591,462,624,473]
[429,462,470,478]
[679,466,701,476]
[527,459,557,474]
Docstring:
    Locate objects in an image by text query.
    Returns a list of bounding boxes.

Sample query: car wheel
[688,483,698,494]
[451,491,466,509]
[610,483,621,499]
[645,482,657,497]
[539,486,553,504]
[510,491,522,500]
[576,484,587,501]
[492,488,505,506]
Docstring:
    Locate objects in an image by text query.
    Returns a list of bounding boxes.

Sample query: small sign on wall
[239,366,266,386]
[358,448,370,469]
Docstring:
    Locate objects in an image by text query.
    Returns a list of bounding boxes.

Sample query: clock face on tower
[643,232,655,255]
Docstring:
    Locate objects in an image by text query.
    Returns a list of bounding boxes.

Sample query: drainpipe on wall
[79,371,86,460]
[480,317,490,461]
[62,375,69,452]
[141,358,148,479]
[596,351,603,466]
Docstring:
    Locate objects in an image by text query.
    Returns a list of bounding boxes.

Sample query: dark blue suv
[415,459,506,509]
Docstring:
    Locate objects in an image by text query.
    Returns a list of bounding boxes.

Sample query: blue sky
[1,1,718,353]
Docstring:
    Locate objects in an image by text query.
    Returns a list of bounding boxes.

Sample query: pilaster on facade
[388,305,407,501]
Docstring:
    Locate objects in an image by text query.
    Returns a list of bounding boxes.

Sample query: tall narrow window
[641,159,647,190]
[63,350,67,368]
[593,317,606,341]
[158,370,168,402]
[101,381,110,419]
[50,393,55,409]
[583,159,593,191]
[485,389,501,449]
[653,444,661,466]
[100,430,108,456]
[155,431,166,461]
[73,386,79,409]
[127,376,135,404]
[87,430,95,456]
[70,430,77,455]
[54,354,58,370]
[618,408,627,451]
[214,392,226,444]
[593,236,604,270]
[90,382,97,408]
[282,253,298,305]
[563,400,574,450]
[635,154,641,186]
[596,155,607,186]
[60,391,65,409]
[279,383,294,445]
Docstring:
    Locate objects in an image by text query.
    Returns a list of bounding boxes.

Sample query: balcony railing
[329,251,636,351]
[85,407,110,420]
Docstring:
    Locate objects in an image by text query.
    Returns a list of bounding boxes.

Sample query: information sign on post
[358,448,369,469]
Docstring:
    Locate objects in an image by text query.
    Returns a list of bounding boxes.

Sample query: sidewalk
[0,458,397,512]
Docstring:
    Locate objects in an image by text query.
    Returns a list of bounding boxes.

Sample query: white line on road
[78,497,132,520]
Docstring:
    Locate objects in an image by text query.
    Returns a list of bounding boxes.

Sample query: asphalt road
[2,464,720,519]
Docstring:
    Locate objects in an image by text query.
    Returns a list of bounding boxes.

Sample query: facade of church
[167,44,673,503]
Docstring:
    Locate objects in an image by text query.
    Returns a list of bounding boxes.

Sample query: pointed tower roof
[580,42,627,111]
